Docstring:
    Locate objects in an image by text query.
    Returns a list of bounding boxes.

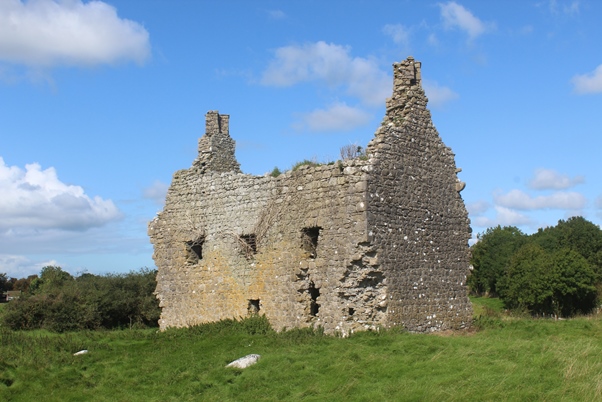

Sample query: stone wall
[366,57,472,331]
[149,56,472,335]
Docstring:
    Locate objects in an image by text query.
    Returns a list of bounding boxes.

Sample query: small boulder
[73,350,88,356]
[226,354,261,369]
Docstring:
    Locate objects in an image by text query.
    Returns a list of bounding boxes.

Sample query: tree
[549,248,597,316]
[29,266,73,294]
[500,244,597,316]
[12,275,37,292]
[532,217,602,278]
[0,273,8,293]
[500,243,553,313]
[468,226,528,296]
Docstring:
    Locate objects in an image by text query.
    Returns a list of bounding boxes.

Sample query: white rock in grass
[73,350,88,356]
[226,354,260,369]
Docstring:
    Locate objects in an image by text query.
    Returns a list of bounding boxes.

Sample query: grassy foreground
[1,299,602,401]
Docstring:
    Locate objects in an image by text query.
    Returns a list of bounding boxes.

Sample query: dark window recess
[301,227,322,259]
[240,234,257,256]
[309,281,320,316]
[348,307,355,316]
[186,237,205,263]
[248,299,260,314]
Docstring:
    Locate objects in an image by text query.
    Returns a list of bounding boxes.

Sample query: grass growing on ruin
[2,312,602,401]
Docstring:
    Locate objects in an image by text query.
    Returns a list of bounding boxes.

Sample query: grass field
[1,298,602,401]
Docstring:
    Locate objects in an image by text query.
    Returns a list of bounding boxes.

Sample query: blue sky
[1,0,601,278]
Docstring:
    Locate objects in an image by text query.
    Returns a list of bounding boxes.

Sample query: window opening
[239,234,257,258]
[301,227,322,259]
[309,281,320,316]
[248,299,260,314]
[185,236,205,263]
[348,307,355,316]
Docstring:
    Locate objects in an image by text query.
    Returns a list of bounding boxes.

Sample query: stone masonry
[149,57,473,335]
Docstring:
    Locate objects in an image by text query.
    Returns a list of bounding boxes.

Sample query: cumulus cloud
[466,200,490,215]
[472,206,534,228]
[571,64,602,94]
[422,80,459,108]
[494,189,587,210]
[528,168,584,190]
[0,254,59,279]
[0,0,150,68]
[260,41,390,107]
[143,180,169,205]
[383,24,410,47]
[439,1,492,41]
[293,102,372,132]
[0,157,121,232]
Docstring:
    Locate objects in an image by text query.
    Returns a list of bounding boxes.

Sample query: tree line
[0,266,160,332]
[468,216,602,317]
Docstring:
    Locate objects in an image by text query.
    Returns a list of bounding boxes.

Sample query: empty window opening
[301,227,322,259]
[248,299,260,314]
[185,236,205,263]
[348,307,355,316]
[239,234,257,258]
[309,281,321,316]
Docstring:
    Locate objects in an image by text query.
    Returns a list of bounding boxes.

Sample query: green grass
[2,314,602,401]
[470,295,505,316]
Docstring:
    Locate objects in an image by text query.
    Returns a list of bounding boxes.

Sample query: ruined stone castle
[149,57,473,335]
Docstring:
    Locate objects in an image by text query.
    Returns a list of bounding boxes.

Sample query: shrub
[468,226,528,296]
[500,245,597,317]
[270,167,282,177]
[292,159,320,171]
[1,267,160,331]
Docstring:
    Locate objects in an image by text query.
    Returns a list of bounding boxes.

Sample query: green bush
[291,159,320,171]
[1,267,160,331]
[500,244,597,316]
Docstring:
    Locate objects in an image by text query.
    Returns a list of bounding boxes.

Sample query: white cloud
[439,1,492,40]
[528,168,584,190]
[267,9,286,20]
[427,33,439,47]
[143,180,169,205]
[595,195,602,209]
[571,64,602,94]
[293,102,372,132]
[494,189,587,210]
[0,157,121,231]
[260,41,390,107]
[0,0,150,68]
[466,200,490,215]
[472,206,534,228]
[564,0,580,14]
[383,24,410,47]
[547,0,580,15]
[0,254,58,279]
[422,80,459,108]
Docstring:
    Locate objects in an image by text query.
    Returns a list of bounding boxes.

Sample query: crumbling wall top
[193,110,241,174]
[383,56,424,127]
[204,110,229,138]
